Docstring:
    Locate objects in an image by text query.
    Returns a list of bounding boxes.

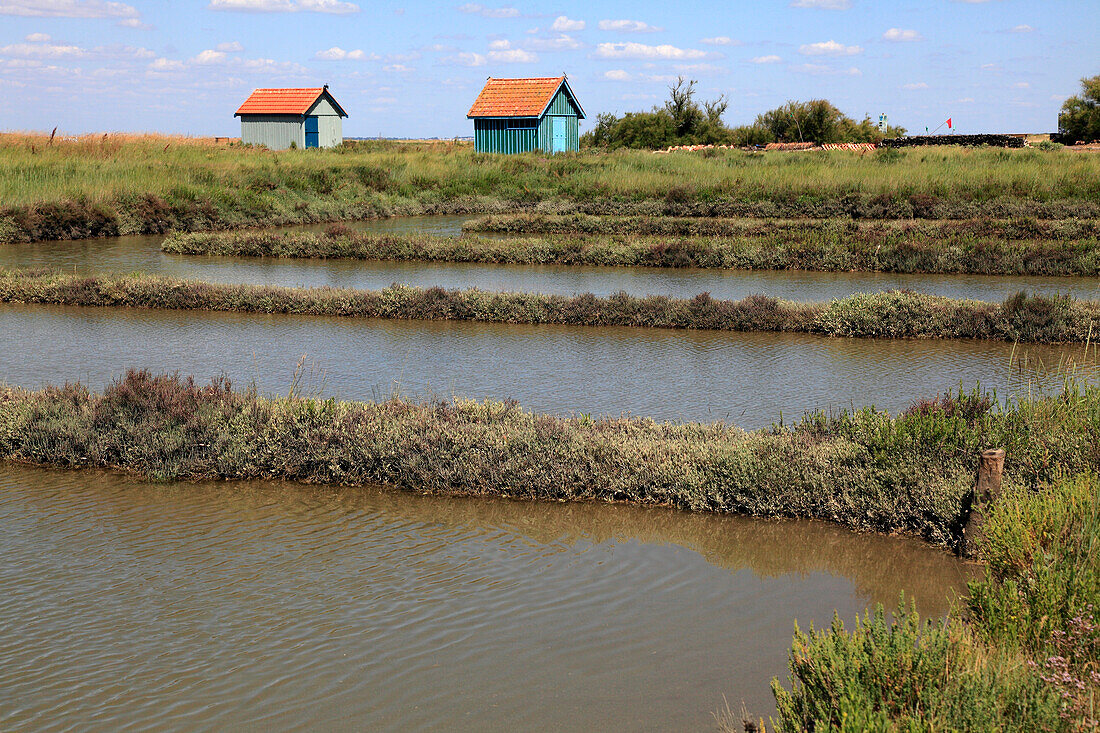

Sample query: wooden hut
[235,86,347,150]
[467,76,585,154]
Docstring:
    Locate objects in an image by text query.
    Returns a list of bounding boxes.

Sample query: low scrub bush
[3,372,1100,553]
[4,269,1098,344]
[767,472,1100,732]
[164,219,1100,277]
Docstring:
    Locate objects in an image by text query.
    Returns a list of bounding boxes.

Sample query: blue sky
[0,0,1095,137]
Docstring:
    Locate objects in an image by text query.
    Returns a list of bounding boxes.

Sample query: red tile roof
[236,88,339,116]
[467,76,567,118]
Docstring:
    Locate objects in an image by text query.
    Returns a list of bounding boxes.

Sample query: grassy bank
[1,269,1099,343]
[760,471,1100,732]
[467,213,1100,240]
[2,371,1099,550]
[164,220,1100,277]
[3,135,1100,243]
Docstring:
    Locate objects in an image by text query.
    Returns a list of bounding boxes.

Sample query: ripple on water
[0,465,974,732]
[0,304,1096,429]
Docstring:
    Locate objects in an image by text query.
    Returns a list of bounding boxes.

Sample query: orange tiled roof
[236,88,331,116]
[467,76,567,118]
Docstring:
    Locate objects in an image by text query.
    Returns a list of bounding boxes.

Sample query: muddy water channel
[2,216,1098,303]
[2,303,1097,426]
[0,465,973,731]
[0,216,1091,729]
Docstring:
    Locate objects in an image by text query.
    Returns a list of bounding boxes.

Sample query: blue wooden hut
[467,76,585,154]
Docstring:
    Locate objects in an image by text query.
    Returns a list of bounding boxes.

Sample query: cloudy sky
[0,0,1095,137]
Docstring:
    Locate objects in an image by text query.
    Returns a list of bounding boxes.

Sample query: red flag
[946,118,952,129]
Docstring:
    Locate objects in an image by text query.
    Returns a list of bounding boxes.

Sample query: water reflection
[0,465,973,731]
[1,304,1095,428]
[2,216,1098,303]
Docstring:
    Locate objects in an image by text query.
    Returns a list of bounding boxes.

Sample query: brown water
[2,216,1098,303]
[0,464,974,731]
[1,303,1096,428]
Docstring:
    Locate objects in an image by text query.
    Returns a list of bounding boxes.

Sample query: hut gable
[235,87,347,118]
[467,76,584,119]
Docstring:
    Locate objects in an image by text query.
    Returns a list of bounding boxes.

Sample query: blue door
[304,116,319,148]
[551,116,568,153]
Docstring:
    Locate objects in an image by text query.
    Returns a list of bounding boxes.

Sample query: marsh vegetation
[3,134,1099,243]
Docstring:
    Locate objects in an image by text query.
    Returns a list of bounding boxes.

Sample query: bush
[772,603,1063,731]
[1058,74,1100,144]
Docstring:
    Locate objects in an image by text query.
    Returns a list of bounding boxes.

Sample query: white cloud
[1009,24,1033,33]
[883,28,922,42]
[116,17,147,27]
[93,43,154,58]
[383,63,413,72]
[594,42,706,60]
[700,36,735,46]
[148,57,184,72]
[525,34,581,51]
[216,41,244,52]
[598,19,661,33]
[790,0,851,8]
[791,63,861,75]
[151,47,306,76]
[0,1,139,18]
[438,51,486,66]
[24,33,51,41]
[488,48,537,63]
[315,46,372,60]
[234,56,307,74]
[799,40,861,56]
[191,49,227,64]
[749,55,782,64]
[956,97,975,103]
[0,41,85,57]
[674,63,723,73]
[551,15,584,31]
[1013,81,1030,88]
[208,0,359,13]
[488,39,511,50]
[902,82,929,89]
[458,3,519,18]
[603,69,630,80]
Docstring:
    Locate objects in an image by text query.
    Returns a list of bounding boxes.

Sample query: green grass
[163,220,1100,277]
[3,135,1100,242]
[2,268,1099,343]
[765,471,1100,732]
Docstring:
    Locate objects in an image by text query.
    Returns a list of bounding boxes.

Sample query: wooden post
[960,448,1005,558]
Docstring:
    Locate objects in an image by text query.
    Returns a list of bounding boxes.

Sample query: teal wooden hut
[467,76,585,154]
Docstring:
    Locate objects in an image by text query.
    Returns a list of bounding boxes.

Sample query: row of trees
[1059,74,1100,144]
[583,72,1100,150]
[581,77,906,150]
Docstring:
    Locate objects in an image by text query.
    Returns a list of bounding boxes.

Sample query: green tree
[581,85,906,150]
[1058,74,1100,143]
[581,77,732,149]
[753,100,905,144]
